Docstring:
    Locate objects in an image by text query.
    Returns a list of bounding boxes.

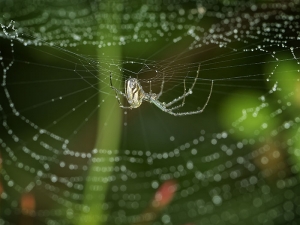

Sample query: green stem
[77,2,122,225]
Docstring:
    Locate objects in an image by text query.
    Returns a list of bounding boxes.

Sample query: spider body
[110,64,213,116]
[125,78,145,108]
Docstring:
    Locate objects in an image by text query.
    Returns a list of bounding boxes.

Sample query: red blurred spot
[21,193,35,216]
[153,180,177,208]
[133,180,177,225]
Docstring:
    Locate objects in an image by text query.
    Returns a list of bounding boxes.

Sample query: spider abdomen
[125,78,144,108]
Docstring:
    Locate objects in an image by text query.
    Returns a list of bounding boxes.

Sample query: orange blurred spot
[253,139,288,180]
[21,193,36,216]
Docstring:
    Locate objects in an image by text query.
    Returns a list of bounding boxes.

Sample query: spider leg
[110,73,127,98]
[156,73,164,99]
[149,80,152,96]
[110,73,132,109]
[165,78,186,111]
[165,64,200,107]
[166,80,214,116]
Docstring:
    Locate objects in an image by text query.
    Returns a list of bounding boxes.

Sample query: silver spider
[109,64,214,116]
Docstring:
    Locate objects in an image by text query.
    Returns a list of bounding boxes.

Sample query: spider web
[1,0,300,225]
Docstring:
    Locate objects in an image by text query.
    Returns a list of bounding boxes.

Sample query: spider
[109,64,214,116]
